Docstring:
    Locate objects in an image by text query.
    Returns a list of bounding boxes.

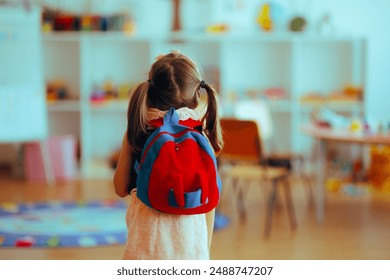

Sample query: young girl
[113,51,223,260]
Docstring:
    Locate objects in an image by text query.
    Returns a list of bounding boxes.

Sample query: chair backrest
[220,118,263,163]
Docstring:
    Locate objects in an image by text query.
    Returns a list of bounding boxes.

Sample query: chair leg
[282,177,297,231]
[237,179,248,221]
[264,179,278,238]
[232,178,247,221]
[303,173,315,209]
[300,157,315,209]
[293,156,313,209]
[273,183,283,212]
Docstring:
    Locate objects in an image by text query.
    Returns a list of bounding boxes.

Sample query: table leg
[316,139,326,223]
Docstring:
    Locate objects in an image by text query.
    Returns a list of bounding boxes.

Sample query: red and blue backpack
[134,108,222,215]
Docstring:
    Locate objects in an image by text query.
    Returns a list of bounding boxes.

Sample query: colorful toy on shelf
[90,81,134,103]
[343,85,363,100]
[46,80,69,102]
[327,86,363,103]
[102,81,117,99]
[42,20,53,32]
[91,15,104,32]
[263,87,286,99]
[300,92,325,104]
[122,14,135,34]
[350,118,363,133]
[99,16,109,31]
[206,23,229,34]
[46,90,57,102]
[41,6,135,33]
[53,14,75,31]
[81,14,92,31]
[257,3,273,31]
[107,15,121,31]
[117,83,133,100]
[289,16,307,32]
[41,8,55,32]
[327,92,356,102]
[90,87,105,104]
[246,87,286,100]
[300,84,363,105]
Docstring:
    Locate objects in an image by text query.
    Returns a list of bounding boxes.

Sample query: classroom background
[0,0,389,260]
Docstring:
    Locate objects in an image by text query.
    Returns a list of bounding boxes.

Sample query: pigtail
[202,83,223,155]
[127,81,150,152]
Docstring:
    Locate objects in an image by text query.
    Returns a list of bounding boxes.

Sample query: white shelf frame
[43,32,365,178]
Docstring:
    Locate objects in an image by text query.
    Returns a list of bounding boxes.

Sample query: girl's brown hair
[127,51,223,154]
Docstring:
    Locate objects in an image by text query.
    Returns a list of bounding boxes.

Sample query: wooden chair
[234,100,314,208]
[219,118,297,238]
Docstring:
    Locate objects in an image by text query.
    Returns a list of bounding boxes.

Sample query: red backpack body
[135,108,222,215]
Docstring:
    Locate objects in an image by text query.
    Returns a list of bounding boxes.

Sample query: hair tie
[200,80,206,88]
[148,79,154,87]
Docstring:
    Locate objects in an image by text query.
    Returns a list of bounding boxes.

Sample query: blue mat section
[0,200,230,248]
[0,200,128,248]
[214,212,230,231]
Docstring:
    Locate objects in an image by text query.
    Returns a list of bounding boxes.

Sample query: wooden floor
[0,172,390,260]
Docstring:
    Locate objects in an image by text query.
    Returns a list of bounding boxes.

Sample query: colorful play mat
[214,212,230,231]
[0,200,128,248]
[0,200,230,248]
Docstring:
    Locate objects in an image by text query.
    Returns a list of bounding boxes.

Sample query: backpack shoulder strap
[163,107,180,125]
